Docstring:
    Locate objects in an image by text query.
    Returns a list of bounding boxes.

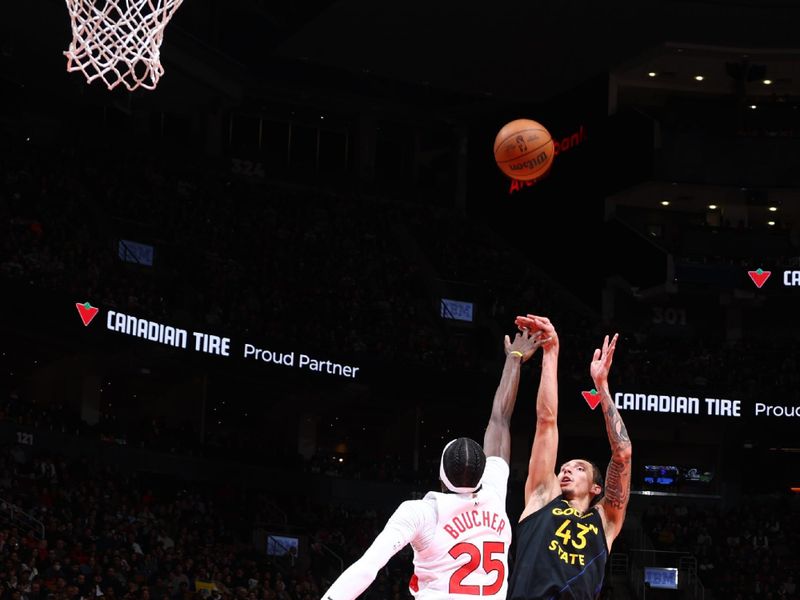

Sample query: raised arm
[516,315,561,519]
[483,330,543,462]
[322,501,422,600]
[591,334,632,548]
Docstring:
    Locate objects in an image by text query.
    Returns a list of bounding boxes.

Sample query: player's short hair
[440,437,487,493]
[585,459,604,505]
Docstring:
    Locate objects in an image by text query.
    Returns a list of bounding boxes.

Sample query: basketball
[493,119,554,181]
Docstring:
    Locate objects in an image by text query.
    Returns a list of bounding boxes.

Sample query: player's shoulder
[482,455,510,483]
[484,455,510,472]
[393,496,439,536]
[400,496,439,520]
[480,456,510,499]
[519,493,564,524]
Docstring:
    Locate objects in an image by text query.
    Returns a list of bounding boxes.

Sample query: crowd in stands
[2,431,799,600]
[9,134,797,394]
[643,497,799,600]
[0,131,616,478]
[399,202,598,352]
[0,140,461,373]
[1,123,622,379]
[4,111,800,600]
[610,334,800,400]
[0,445,414,600]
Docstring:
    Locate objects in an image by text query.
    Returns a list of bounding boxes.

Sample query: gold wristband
[510,351,524,358]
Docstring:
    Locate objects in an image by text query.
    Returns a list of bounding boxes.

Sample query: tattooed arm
[590,334,632,550]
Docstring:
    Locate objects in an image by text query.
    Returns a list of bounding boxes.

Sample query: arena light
[769,206,778,212]
[648,72,657,77]
[708,204,717,210]
[768,221,776,226]
[694,75,705,81]
[763,79,772,85]
[660,200,670,206]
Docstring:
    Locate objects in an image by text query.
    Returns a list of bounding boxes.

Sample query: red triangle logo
[582,389,602,410]
[75,302,99,327]
[747,269,771,289]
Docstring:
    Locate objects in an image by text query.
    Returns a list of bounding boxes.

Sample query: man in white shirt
[321,328,545,600]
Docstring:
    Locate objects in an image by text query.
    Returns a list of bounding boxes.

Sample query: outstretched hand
[504,329,543,363]
[514,314,558,352]
[590,333,618,385]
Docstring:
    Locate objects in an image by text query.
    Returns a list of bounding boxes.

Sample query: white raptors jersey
[408,456,511,600]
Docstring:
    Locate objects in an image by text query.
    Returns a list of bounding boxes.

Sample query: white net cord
[64,0,184,91]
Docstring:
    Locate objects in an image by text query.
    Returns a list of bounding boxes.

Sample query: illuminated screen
[118,239,154,266]
[441,298,474,322]
[266,535,299,557]
[644,567,678,589]
[643,465,679,486]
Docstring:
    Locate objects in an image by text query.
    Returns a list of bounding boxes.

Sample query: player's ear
[590,482,602,497]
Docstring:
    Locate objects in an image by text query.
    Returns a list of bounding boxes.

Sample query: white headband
[439,439,482,494]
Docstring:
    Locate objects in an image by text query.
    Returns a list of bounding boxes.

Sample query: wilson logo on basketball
[509,151,549,172]
[508,124,588,194]
[494,119,554,182]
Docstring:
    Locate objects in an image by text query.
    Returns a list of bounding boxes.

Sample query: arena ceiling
[3,0,800,107]
[272,0,800,102]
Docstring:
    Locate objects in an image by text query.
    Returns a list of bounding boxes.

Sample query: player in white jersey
[321,328,545,600]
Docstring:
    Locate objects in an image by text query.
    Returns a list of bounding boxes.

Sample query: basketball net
[63,0,184,91]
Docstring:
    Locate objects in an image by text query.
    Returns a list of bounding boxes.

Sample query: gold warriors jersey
[507,496,607,600]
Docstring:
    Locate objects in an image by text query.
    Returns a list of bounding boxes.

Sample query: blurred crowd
[3,110,800,600]
[1,439,798,600]
[0,445,413,600]
[0,141,452,371]
[3,174,800,474]
[643,497,799,600]
[13,135,798,398]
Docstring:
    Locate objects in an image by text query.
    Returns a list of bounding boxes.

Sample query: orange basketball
[493,119,554,181]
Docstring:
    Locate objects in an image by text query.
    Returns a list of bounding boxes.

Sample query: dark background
[1,2,799,599]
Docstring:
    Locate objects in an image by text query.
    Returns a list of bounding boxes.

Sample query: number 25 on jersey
[448,541,505,596]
